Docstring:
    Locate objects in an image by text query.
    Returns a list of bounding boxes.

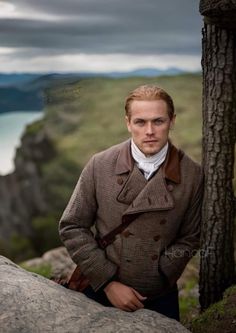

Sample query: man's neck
[131,140,169,180]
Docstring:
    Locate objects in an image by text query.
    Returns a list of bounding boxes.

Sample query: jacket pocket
[119,236,168,297]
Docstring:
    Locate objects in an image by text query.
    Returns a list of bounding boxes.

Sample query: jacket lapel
[115,139,182,214]
[117,164,147,205]
[126,168,174,214]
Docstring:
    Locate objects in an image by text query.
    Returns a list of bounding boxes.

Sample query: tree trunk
[199,5,236,310]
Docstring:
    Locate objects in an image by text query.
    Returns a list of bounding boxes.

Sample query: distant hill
[106,67,186,78]
[0,73,83,113]
[0,74,41,88]
[0,68,187,88]
[0,87,44,112]
[0,69,199,113]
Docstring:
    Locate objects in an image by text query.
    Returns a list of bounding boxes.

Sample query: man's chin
[142,148,160,156]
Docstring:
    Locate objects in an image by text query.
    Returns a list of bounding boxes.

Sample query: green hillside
[45,73,202,165]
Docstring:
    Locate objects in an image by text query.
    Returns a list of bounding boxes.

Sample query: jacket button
[117,177,123,185]
[153,235,161,241]
[122,230,133,238]
[151,254,158,261]
[160,219,167,225]
[167,184,174,192]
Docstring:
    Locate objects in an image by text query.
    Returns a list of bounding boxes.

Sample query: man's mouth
[143,140,158,143]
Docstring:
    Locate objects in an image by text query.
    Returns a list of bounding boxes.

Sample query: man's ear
[125,115,131,133]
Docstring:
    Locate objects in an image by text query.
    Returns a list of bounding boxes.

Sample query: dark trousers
[83,284,180,321]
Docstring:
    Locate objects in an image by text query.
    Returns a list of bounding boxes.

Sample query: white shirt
[131,139,169,180]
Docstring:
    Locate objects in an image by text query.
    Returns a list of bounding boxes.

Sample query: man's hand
[103,281,147,311]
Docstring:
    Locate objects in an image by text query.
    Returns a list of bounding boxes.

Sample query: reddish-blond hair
[125,85,175,119]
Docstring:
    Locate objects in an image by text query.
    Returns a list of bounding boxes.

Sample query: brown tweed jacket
[59,139,203,297]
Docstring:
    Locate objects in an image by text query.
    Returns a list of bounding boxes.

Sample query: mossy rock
[25,118,44,136]
[190,285,236,333]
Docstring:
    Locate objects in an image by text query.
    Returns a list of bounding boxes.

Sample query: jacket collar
[115,139,182,184]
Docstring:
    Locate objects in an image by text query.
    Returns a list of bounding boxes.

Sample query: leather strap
[66,213,140,291]
[97,213,140,249]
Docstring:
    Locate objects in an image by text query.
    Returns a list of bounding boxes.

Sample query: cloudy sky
[0,0,203,73]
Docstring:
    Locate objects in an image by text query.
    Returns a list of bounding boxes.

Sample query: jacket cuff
[88,263,118,292]
[100,270,119,291]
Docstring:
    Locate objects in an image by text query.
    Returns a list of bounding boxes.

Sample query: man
[59,85,203,321]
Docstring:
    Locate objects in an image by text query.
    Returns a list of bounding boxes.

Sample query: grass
[180,296,199,323]
[20,262,52,279]
[179,273,200,324]
[46,73,203,170]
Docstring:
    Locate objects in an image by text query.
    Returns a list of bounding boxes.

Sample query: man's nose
[146,122,154,135]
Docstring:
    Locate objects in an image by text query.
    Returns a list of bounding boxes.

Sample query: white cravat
[131,139,169,180]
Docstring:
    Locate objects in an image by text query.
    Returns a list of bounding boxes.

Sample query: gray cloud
[1,0,202,56]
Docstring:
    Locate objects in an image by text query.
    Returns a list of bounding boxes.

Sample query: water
[0,111,43,175]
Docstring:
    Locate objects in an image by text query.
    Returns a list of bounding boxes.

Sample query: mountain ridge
[0,68,198,113]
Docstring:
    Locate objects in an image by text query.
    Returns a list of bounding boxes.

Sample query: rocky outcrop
[22,246,76,280]
[0,256,191,333]
[0,122,54,244]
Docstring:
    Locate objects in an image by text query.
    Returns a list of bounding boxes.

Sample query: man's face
[126,99,175,156]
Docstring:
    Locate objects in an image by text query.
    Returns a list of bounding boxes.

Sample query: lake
[0,111,43,175]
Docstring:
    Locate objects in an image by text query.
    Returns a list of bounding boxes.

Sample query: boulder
[0,256,191,333]
[22,246,76,279]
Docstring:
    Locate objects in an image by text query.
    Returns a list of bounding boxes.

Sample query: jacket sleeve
[158,168,204,287]
[58,156,118,291]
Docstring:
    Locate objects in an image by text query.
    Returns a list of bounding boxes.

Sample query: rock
[0,256,191,333]
[22,246,76,279]
[0,125,54,246]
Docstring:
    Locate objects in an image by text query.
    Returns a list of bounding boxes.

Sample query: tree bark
[199,0,236,310]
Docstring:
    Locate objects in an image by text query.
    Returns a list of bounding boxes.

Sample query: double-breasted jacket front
[59,139,203,297]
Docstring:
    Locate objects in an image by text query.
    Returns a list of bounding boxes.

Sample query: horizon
[0,66,201,75]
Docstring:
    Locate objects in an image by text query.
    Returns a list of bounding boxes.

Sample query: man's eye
[154,119,164,125]
[134,120,145,125]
